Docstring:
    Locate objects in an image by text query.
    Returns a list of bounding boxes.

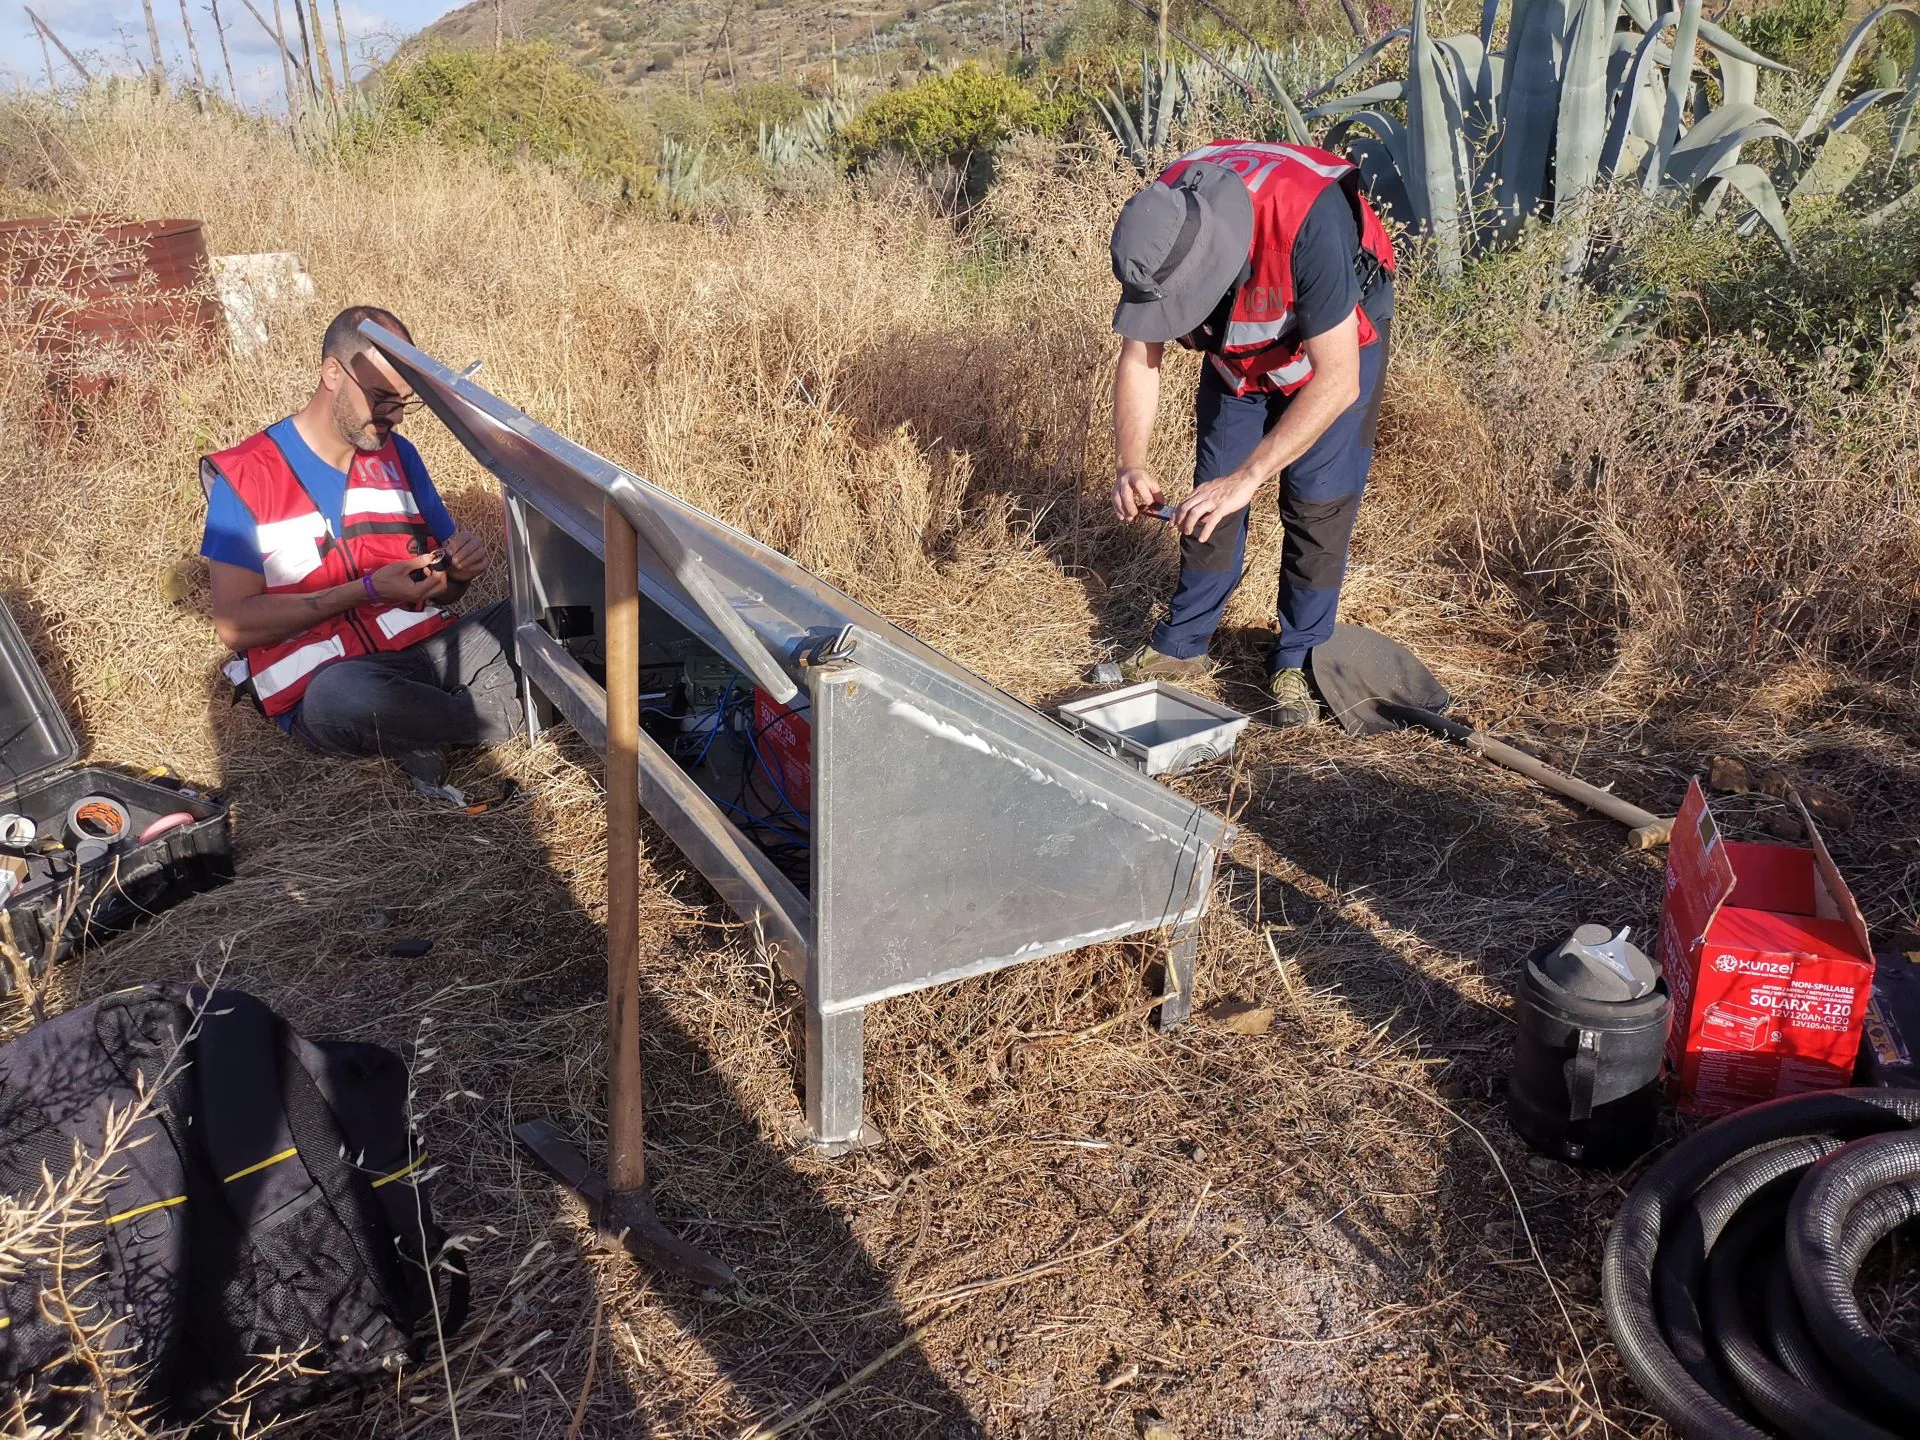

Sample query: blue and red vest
[1160,139,1396,396]
[202,430,456,716]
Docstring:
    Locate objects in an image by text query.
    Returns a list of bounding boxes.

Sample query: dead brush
[0,86,1916,1439]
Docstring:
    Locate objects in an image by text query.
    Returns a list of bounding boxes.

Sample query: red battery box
[1660,779,1875,1116]
[751,689,812,815]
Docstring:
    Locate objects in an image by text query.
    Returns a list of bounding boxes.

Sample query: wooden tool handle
[603,498,648,1193]
[1381,703,1673,847]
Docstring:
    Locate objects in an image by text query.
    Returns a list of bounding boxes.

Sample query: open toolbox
[1055,680,1249,777]
[0,598,232,985]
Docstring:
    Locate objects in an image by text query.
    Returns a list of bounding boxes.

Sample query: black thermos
[1508,925,1670,1167]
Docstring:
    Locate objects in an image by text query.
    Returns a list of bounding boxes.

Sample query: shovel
[1308,624,1673,850]
[514,499,735,1289]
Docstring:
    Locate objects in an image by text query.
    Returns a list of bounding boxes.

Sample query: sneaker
[1119,644,1217,684]
[409,774,470,807]
[394,748,468,806]
[1266,667,1319,728]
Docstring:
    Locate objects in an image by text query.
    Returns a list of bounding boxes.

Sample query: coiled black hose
[1601,1089,1920,1438]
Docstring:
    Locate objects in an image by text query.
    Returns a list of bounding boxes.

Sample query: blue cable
[684,677,736,770]
[744,715,809,827]
[718,798,810,848]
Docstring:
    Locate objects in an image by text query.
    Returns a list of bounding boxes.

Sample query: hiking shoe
[1119,645,1217,684]
[1266,667,1319,728]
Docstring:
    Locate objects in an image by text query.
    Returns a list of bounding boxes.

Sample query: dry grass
[0,90,1918,1438]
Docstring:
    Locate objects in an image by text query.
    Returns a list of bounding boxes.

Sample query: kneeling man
[200,306,523,795]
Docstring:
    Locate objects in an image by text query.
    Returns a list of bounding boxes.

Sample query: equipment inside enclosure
[0,598,231,982]
[367,322,1235,1152]
[1056,681,1248,776]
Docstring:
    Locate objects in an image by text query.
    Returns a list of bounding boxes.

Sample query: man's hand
[368,557,449,606]
[1112,465,1165,521]
[1112,338,1165,521]
[440,528,490,583]
[1175,472,1262,544]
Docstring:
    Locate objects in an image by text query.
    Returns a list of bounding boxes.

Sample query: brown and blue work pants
[1149,327,1389,673]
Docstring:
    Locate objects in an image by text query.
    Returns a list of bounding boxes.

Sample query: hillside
[412,0,1079,93]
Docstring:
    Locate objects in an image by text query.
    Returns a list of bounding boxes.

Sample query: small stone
[1526,1156,1558,1178]
[1199,1000,1274,1036]
[1142,1424,1179,1440]
[1707,755,1752,794]
[159,557,200,604]
[1800,787,1854,833]
[1764,811,1805,841]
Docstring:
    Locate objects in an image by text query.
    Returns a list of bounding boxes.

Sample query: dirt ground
[16,556,1918,1437]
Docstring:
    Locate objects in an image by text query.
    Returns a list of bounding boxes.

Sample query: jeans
[1150,326,1389,672]
[288,599,524,779]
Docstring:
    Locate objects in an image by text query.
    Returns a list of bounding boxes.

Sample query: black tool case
[0,598,232,984]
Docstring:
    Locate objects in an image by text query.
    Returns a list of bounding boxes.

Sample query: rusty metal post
[603,496,648,1196]
[512,500,732,1288]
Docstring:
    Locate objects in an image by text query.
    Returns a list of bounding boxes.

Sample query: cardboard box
[750,688,812,815]
[1659,779,1874,1115]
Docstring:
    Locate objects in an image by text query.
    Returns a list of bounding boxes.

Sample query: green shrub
[370,43,649,193]
[651,46,676,71]
[1614,201,1920,376]
[1733,0,1848,71]
[840,63,1057,167]
[711,80,813,147]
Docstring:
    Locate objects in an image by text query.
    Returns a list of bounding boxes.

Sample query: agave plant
[1785,3,1920,216]
[1308,0,1920,276]
[1093,46,1311,168]
[758,97,860,176]
[1092,56,1201,165]
[656,136,710,214]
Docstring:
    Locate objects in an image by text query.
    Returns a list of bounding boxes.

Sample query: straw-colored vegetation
[1,30,1919,1435]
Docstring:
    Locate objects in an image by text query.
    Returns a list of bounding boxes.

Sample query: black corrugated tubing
[1601,1089,1920,1438]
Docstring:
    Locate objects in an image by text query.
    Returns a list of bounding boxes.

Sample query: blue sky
[0,0,465,106]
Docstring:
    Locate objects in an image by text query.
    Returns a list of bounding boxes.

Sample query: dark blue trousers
[1150,330,1388,672]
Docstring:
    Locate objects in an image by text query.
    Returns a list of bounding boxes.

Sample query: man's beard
[332,388,388,453]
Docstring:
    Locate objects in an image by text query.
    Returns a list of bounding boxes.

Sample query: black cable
[1786,1131,1920,1424]
[1602,1089,1920,1439]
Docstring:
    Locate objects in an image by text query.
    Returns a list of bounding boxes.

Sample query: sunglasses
[344,356,426,419]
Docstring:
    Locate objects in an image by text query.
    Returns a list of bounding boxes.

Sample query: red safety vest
[1159,139,1396,396]
[203,428,456,716]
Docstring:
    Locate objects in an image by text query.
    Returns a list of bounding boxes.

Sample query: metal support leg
[806,1004,874,1153]
[503,494,546,745]
[1159,922,1199,1031]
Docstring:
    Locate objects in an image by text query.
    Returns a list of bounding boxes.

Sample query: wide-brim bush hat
[1110,161,1254,344]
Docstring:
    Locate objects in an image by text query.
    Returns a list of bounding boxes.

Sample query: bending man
[200,306,523,797]
[1110,139,1395,726]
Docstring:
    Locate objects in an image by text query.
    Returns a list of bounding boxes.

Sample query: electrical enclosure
[367,323,1235,1147]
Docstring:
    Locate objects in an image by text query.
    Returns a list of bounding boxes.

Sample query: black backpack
[0,984,468,1427]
